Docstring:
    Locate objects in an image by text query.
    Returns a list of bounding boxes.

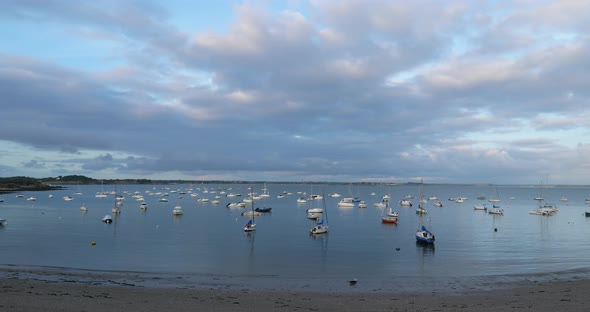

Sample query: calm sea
[1,183,590,292]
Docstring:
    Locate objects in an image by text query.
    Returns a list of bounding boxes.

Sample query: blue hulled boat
[416,225,435,244]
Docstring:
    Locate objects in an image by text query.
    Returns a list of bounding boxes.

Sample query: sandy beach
[1,268,589,312]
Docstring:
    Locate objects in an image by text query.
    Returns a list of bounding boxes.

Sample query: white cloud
[1,0,590,184]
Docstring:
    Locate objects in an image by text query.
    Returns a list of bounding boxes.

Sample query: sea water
[1,183,590,292]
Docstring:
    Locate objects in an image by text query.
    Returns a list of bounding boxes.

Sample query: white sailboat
[172,205,183,215]
[112,194,121,214]
[110,185,123,214]
[416,179,435,244]
[260,183,270,198]
[96,180,108,198]
[415,180,428,215]
[381,196,399,224]
[244,188,257,232]
[488,186,501,203]
[310,194,329,234]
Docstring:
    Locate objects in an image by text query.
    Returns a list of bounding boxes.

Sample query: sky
[1,0,590,185]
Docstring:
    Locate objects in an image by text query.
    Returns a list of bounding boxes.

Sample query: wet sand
[1,269,589,311]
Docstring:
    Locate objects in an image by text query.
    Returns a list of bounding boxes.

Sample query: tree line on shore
[0,175,154,193]
[0,175,403,194]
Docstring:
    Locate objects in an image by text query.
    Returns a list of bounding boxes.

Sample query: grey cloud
[1,1,590,184]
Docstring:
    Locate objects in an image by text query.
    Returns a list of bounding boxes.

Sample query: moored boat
[337,197,354,208]
[172,205,183,215]
[473,204,487,211]
[488,206,504,215]
[310,195,329,235]
[416,226,435,244]
[102,215,113,224]
[244,189,257,232]
[242,210,261,217]
[381,197,398,224]
[399,199,412,207]
[307,212,321,220]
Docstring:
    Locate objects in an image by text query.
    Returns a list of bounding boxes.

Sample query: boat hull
[416,236,434,244]
[416,226,435,244]
[381,218,398,224]
[310,225,329,234]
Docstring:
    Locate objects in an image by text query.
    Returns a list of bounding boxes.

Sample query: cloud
[23,159,46,169]
[1,0,590,184]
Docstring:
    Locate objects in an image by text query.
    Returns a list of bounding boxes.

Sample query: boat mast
[323,191,328,225]
[251,185,255,225]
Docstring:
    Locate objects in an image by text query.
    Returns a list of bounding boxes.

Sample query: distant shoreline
[2,175,589,191]
[0,184,63,194]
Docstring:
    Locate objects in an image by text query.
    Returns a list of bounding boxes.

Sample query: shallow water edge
[2,264,590,296]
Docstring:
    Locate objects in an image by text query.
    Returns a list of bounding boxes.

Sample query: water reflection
[491,213,502,231]
[310,231,329,273]
[539,215,550,239]
[110,214,120,237]
[172,214,182,223]
[415,242,435,256]
[416,242,435,276]
[245,231,255,273]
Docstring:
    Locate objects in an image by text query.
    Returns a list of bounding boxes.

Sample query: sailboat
[310,193,329,234]
[260,183,270,198]
[96,180,108,198]
[534,180,545,201]
[488,186,501,203]
[172,205,183,215]
[381,194,398,224]
[112,190,121,214]
[243,188,257,232]
[415,180,428,215]
[486,187,504,214]
[416,179,435,244]
[416,225,435,244]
